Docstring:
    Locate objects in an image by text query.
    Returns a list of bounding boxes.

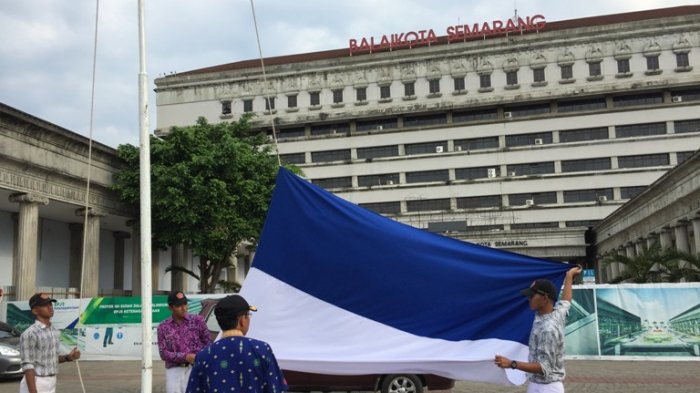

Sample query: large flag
[241,167,572,385]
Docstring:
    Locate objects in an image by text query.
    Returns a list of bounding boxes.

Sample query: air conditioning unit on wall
[672,96,683,103]
[435,146,444,153]
[598,195,608,202]
[525,199,535,206]
[534,138,544,145]
[504,111,513,118]
[487,168,498,178]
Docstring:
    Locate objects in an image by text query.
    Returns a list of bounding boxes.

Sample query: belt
[171,363,191,368]
[37,374,56,377]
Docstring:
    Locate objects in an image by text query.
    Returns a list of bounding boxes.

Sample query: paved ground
[1,359,699,392]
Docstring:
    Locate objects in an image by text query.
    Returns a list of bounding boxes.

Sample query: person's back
[188,336,285,393]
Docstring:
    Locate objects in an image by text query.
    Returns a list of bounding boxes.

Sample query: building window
[405,169,449,184]
[505,103,550,118]
[356,87,367,102]
[380,85,391,99]
[455,166,499,180]
[221,101,231,115]
[457,195,501,209]
[563,188,613,203]
[675,119,700,134]
[566,220,601,228]
[356,145,399,159]
[646,55,660,71]
[277,127,305,140]
[560,65,573,80]
[287,95,297,108]
[312,177,352,190]
[618,153,669,168]
[454,137,499,151]
[453,77,465,91]
[356,119,398,132]
[359,201,401,215]
[677,151,695,164]
[558,97,606,112]
[505,132,552,147]
[613,93,663,107]
[511,222,559,230]
[403,113,447,127]
[479,74,491,88]
[615,122,666,138]
[453,108,498,122]
[506,71,518,86]
[310,149,351,163]
[406,198,451,212]
[243,99,253,113]
[671,88,700,102]
[358,173,400,187]
[588,62,602,77]
[310,123,350,136]
[561,157,611,172]
[506,162,555,176]
[533,68,545,83]
[279,153,305,164]
[264,97,275,111]
[405,141,448,155]
[509,192,557,205]
[332,89,343,104]
[617,59,630,74]
[309,91,320,106]
[676,53,690,68]
[560,127,608,143]
[404,82,415,97]
[428,79,440,94]
[620,186,647,199]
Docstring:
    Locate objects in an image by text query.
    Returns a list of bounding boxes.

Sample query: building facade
[154,6,700,270]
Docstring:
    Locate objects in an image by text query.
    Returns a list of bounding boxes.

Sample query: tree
[603,242,700,283]
[113,116,298,293]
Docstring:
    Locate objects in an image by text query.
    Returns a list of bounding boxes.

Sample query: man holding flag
[495,265,582,393]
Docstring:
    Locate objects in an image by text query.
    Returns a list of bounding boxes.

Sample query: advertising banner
[3,285,699,361]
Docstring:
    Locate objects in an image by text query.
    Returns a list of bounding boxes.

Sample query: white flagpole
[137,0,153,392]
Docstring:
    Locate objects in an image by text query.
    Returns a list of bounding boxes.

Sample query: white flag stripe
[241,268,528,385]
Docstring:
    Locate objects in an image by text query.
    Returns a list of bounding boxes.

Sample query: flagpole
[137,0,153,392]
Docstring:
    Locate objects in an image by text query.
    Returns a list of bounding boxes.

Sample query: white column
[170,244,187,292]
[76,208,106,298]
[128,220,141,295]
[659,227,672,249]
[113,231,130,290]
[674,221,690,253]
[646,233,658,249]
[9,193,49,300]
[635,238,645,256]
[692,218,700,254]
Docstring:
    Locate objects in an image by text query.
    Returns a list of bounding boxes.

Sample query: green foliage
[602,242,700,283]
[113,116,300,292]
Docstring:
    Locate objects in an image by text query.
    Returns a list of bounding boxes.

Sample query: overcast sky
[1,0,697,148]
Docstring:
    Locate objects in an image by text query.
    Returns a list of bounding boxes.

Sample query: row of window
[358,186,649,215]
[223,52,692,114]
[280,120,699,164]
[309,152,693,190]
[270,89,700,141]
[426,219,602,234]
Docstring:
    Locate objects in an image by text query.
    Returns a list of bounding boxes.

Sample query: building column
[646,233,658,249]
[170,244,187,292]
[113,231,130,290]
[152,248,160,291]
[692,218,700,255]
[9,193,49,300]
[127,220,141,295]
[673,221,690,253]
[659,227,672,249]
[635,238,645,256]
[75,208,106,298]
[68,223,84,289]
[625,242,636,258]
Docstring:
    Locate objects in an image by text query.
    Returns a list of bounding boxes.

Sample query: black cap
[167,291,189,306]
[214,295,257,318]
[520,279,557,301]
[29,293,57,309]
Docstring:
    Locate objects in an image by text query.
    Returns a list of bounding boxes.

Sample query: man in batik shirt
[157,291,211,393]
[495,266,581,393]
[186,295,287,393]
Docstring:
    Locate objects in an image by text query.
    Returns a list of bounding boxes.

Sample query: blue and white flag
[241,168,571,385]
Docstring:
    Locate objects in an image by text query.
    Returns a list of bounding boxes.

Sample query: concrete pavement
[1,359,698,392]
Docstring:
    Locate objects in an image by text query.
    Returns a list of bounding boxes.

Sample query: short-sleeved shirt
[527,300,571,384]
[186,336,287,393]
[157,314,211,368]
[20,320,60,376]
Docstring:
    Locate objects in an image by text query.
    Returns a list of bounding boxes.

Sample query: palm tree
[659,250,700,282]
[602,243,672,283]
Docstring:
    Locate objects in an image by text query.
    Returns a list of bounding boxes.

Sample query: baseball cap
[29,293,57,309]
[214,295,257,319]
[520,279,557,300]
[167,291,189,306]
